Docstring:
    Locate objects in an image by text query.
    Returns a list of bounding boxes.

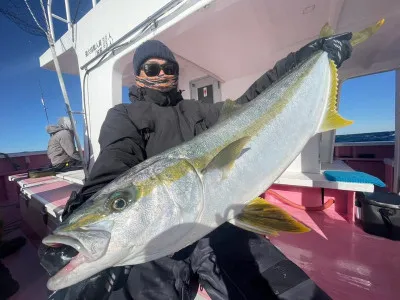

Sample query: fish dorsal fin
[316,19,385,133]
[218,99,243,123]
[202,136,251,179]
[229,197,310,236]
[317,60,353,133]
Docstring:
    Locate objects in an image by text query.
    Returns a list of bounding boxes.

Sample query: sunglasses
[141,62,179,77]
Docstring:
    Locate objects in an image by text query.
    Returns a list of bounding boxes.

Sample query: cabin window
[336,71,395,143]
[333,70,395,191]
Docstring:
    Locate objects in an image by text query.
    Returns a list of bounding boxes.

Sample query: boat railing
[46,0,98,42]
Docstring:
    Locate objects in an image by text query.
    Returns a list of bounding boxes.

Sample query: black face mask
[131,86,183,107]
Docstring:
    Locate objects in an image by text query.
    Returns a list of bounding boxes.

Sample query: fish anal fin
[202,136,251,179]
[318,60,353,133]
[230,197,310,236]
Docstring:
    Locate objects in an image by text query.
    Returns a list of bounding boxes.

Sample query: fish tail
[319,19,385,47]
[350,19,385,47]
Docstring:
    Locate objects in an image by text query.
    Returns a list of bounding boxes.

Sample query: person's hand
[296,32,353,68]
[45,265,132,300]
[62,191,86,220]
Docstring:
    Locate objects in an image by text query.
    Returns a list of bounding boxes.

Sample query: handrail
[46,0,89,179]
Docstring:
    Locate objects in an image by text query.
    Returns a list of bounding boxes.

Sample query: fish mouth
[42,220,113,276]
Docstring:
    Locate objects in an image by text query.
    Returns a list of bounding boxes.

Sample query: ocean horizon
[335,131,395,143]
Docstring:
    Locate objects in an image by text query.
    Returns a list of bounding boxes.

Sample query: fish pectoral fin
[229,197,310,236]
[201,136,251,178]
[317,60,353,133]
[218,99,243,123]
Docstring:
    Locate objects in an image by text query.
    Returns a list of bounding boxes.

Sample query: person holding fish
[40,30,355,299]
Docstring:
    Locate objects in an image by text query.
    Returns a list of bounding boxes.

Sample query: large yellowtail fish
[43,19,384,290]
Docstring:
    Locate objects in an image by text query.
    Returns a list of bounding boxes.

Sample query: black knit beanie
[133,40,178,75]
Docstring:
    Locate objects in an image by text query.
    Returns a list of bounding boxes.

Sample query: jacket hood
[58,117,73,130]
[129,86,183,107]
[46,117,73,134]
[46,125,63,134]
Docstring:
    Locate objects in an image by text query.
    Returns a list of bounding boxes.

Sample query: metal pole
[47,0,89,179]
[46,0,55,41]
[92,0,97,8]
[394,69,400,194]
[64,0,72,31]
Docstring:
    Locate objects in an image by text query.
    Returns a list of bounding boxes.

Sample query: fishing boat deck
[268,196,400,300]
[2,161,399,299]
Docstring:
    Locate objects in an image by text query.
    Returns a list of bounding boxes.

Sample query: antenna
[38,80,50,125]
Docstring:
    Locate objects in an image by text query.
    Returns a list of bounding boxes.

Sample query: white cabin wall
[220,72,263,101]
[81,59,123,171]
[74,0,172,68]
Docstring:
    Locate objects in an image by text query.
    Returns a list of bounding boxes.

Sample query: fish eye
[108,187,137,212]
[112,198,127,211]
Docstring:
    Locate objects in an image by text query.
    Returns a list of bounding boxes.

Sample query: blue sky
[0,4,395,153]
[338,70,395,135]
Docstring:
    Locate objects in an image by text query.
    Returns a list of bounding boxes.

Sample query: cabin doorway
[190,76,221,103]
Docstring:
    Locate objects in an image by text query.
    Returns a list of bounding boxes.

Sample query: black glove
[62,191,87,220]
[295,32,353,68]
[46,266,132,300]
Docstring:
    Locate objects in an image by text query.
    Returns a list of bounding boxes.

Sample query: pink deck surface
[2,179,400,299]
[1,205,48,300]
[19,176,58,187]
[8,174,28,181]
[24,180,81,208]
[267,194,400,300]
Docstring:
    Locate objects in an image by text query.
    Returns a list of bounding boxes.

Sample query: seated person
[46,117,82,171]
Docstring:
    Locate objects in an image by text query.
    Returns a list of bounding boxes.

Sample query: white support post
[92,0,97,8]
[64,0,72,31]
[47,1,55,41]
[394,69,400,193]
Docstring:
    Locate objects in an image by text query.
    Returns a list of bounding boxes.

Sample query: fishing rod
[38,80,50,125]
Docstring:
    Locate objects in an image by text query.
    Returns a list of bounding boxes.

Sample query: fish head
[43,158,203,291]
[42,182,151,290]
